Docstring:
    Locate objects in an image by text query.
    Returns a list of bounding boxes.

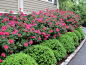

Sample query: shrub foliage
[66,32,78,46]
[24,45,57,65]
[74,30,81,41]
[76,27,84,39]
[59,34,75,53]
[1,52,38,65]
[40,39,66,61]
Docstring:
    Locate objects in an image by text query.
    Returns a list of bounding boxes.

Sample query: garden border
[60,35,86,65]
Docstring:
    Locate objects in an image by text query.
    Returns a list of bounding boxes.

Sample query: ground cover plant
[0,8,84,64]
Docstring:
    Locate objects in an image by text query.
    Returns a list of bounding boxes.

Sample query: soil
[56,37,84,65]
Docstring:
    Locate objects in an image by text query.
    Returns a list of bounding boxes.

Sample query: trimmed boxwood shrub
[76,27,84,39]
[58,34,75,53]
[1,52,38,65]
[24,45,57,65]
[74,30,81,41]
[66,32,78,46]
[40,39,66,61]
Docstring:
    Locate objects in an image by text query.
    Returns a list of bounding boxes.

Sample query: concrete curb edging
[60,35,86,65]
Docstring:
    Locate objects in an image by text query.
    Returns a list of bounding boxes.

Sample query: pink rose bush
[0,9,83,63]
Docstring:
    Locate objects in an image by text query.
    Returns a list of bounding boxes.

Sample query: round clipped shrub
[58,34,75,53]
[1,52,38,65]
[74,30,81,41]
[40,39,66,61]
[24,45,57,65]
[76,27,84,39]
[66,32,79,46]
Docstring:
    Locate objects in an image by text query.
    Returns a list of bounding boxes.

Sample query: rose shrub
[0,8,83,62]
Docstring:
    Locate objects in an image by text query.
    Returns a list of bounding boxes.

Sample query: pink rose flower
[58,33,61,36]
[25,43,28,47]
[47,34,50,36]
[27,37,29,39]
[32,28,35,30]
[2,32,5,35]
[2,37,5,39]
[43,27,47,30]
[39,37,41,40]
[49,22,52,25]
[9,39,14,44]
[2,26,7,31]
[18,33,21,37]
[4,45,8,49]
[35,30,38,33]
[56,28,60,32]
[50,29,53,33]
[13,15,16,19]
[12,31,16,34]
[0,31,2,35]
[32,14,35,17]
[14,29,18,33]
[1,53,5,57]
[43,21,46,23]
[10,50,12,53]
[10,11,13,13]
[0,59,2,63]
[32,20,35,23]
[6,32,9,36]
[34,23,37,26]
[29,40,33,44]
[42,32,46,36]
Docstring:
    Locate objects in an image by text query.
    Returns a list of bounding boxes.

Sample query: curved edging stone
[60,35,86,65]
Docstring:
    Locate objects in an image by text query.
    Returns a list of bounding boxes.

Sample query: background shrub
[74,30,81,41]
[76,27,84,39]
[40,39,66,61]
[66,32,78,46]
[24,45,57,65]
[1,52,38,65]
[58,34,75,53]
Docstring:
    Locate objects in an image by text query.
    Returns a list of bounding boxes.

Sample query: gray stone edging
[60,35,86,65]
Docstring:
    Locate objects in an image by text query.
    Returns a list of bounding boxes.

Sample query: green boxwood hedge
[74,30,81,41]
[66,32,78,46]
[24,45,57,65]
[76,27,84,39]
[40,39,66,61]
[1,52,38,65]
[58,34,75,53]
